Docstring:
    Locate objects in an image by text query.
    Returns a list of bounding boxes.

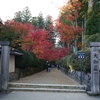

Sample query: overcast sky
[0,0,68,21]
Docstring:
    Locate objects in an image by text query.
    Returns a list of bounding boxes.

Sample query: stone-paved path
[12,67,78,85]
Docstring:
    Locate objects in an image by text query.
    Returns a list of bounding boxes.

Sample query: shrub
[15,49,27,68]
[59,51,91,73]
[59,53,80,71]
[29,52,39,67]
[15,49,40,68]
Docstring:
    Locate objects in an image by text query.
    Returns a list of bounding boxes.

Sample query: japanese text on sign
[93,52,99,72]
[77,52,86,59]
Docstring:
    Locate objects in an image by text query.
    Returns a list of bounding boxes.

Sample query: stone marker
[90,42,100,94]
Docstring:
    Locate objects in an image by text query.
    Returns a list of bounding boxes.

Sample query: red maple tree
[1,20,69,61]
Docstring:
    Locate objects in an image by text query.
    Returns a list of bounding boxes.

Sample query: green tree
[13,7,32,23]
[85,0,100,35]
[31,17,38,27]
[45,15,55,45]
[13,11,23,22]
[22,6,32,23]
[45,15,53,30]
[31,13,45,29]
[86,11,100,35]
[37,12,45,29]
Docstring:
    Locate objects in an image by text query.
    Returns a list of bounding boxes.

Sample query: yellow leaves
[12,37,33,49]
[33,49,43,55]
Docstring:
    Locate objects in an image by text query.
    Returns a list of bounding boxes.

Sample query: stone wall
[60,67,100,91]
[9,66,45,82]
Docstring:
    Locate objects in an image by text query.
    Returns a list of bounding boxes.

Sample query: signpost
[77,52,86,85]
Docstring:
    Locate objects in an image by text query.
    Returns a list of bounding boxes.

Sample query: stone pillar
[0,41,10,91]
[90,42,100,94]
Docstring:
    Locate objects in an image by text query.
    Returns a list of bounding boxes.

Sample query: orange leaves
[55,0,82,49]
[55,20,75,44]
[2,19,69,61]
[66,14,75,21]
[60,0,82,21]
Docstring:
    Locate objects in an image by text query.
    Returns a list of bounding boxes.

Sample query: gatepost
[0,41,10,92]
[90,42,100,94]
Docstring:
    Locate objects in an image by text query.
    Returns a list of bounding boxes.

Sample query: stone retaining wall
[60,67,100,91]
[9,66,45,82]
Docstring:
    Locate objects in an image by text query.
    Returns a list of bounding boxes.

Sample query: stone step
[8,82,86,93]
[8,87,86,93]
[8,82,86,89]
[9,87,86,93]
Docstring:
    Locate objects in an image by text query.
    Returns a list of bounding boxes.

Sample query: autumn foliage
[55,0,82,48]
[0,20,69,61]
[55,20,82,44]
[21,26,69,61]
